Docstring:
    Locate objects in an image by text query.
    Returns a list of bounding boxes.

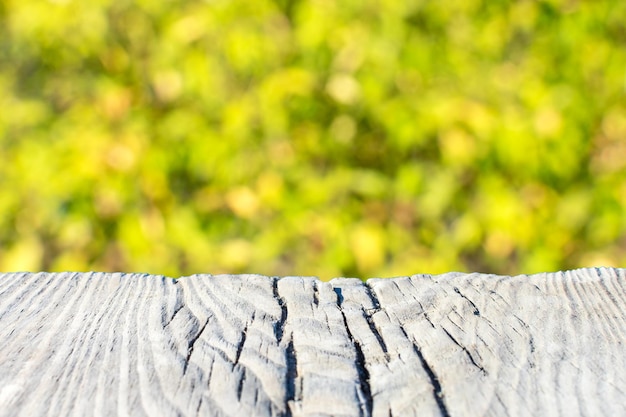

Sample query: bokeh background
[1,0,625,280]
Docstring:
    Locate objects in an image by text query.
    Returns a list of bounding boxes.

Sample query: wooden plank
[0,268,625,416]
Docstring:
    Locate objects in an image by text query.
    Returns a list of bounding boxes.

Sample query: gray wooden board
[0,268,625,416]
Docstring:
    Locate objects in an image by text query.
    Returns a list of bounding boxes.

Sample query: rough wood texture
[1,268,625,416]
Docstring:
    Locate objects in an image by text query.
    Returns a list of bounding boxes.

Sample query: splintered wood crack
[164,302,184,328]
[441,327,487,375]
[335,287,373,417]
[272,278,288,343]
[363,282,389,356]
[234,323,248,366]
[399,325,451,417]
[272,277,298,417]
[285,338,298,413]
[236,370,247,401]
[183,317,209,375]
[453,287,480,316]
[312,281,319,308]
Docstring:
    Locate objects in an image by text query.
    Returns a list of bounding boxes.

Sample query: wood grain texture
[1,268,625,416]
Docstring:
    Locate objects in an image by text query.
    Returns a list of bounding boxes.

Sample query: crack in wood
[363,308,388,358]
[335,287,373,417]
[312,281,319,308]
[399,325,451,417]
[272,278,298,417]
[513,314,536,368]
[205,359,215,390]
[285,338,298,415]
[423,311,436,329]
[333,286,344,304]
[183,317,210,376]
[195,396,203,417]
[363,281,381,311]
[453,287,480,316]
[441,327,487,375]
[272,278,288,343]
[494,393,510,416]
[234,324,248,366]
[236,370,247,401]
[363,282,389,356]
[164,302,184,329]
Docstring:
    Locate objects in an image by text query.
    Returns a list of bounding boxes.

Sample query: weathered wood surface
[1,268,625,417]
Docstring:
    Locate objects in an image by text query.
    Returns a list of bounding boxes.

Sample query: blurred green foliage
[1,0,625,279]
